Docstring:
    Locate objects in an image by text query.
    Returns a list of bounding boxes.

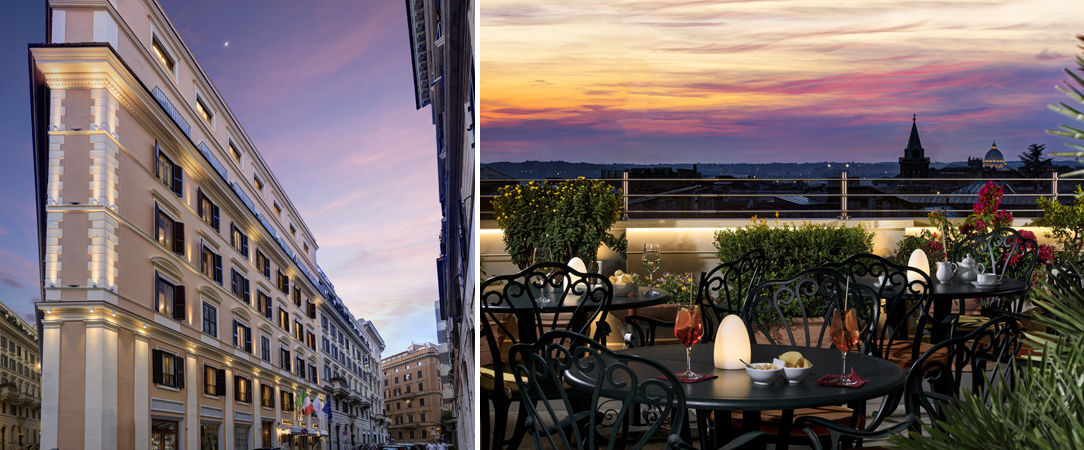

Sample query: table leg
[714,410,733,447]
[695,409,711,450]
[777,409,794,450]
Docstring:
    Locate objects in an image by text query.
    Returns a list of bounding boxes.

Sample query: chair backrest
[741,267,878,349]
[951,227,1038,285]
[823,253,934,361]
[697,248,766,337]
[510,330,686,450]
[480,263,613,395]
[903,315,1024,430]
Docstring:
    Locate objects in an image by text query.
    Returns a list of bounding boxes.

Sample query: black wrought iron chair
[510,330,766,450]
[950,227,1039,317]
[480,262,613,450]
[823,254,938,367]
[795,315,1025,449]
[625,249,765,347]
[732,266,880,445]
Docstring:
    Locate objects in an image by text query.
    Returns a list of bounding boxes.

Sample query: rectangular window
[289,224,296,236]
[196,189,220,231]
[278,308,289,331]
[417,370,422,379]
[231,269,251,304]
[308,364,317,384]
[255,250,270,278]
[195,95,213,125]
[280,390,294,412]
[306,331,316,351]
[234,375,252,403]
[280,347,291,371]
[228,140,242,163]
[320,316,327,330]
[151,35,176,74]
[154,142,183,196]
[257,291,272,319]
[417,382,423,391]
[292,287,301,306]
[253,175,264,192]
[230,223,249,258]
[295,356,305,378]
[151,419,179,450]
[152,349,184,389]
[277,270,289,294]
[419,398,424,406]
[322,338,329,353]
[261,336,271,362]
[155,206,184,256]
[294,320,303,342]
[234,424,250,450]
[273,202,281,216]
[204,364,225,396]
[233,320,252,353]
[154,273,185,320]
[201,302,217,337]
[200,245,223,284]
[261,384,273,408]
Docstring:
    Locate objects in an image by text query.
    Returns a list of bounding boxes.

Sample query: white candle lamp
[714,314,751,369]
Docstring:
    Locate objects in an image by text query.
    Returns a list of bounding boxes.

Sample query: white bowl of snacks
[608,270,635,297]
[778,351,814,383]
[744,362,782,385]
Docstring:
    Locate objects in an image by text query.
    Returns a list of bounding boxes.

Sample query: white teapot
[956,254,984,283]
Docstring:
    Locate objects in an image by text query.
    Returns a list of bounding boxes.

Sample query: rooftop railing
[480,172,1084,221]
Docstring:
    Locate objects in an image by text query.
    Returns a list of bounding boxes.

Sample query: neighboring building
[359,319,389,444]
[0,302,40,449]
[382,343,443,445]
[318,303,386,448]
[406,0,477,446]
[28,1,359,448]
[983,141,1008,169]
[898,114,931,178]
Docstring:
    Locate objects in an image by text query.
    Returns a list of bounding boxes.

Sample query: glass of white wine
[642,243,662,297]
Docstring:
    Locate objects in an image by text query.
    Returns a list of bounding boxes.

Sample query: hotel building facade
[28,0,376,448]
[406,0,477,446]
[381,343,444,445]
[0,301,41,449]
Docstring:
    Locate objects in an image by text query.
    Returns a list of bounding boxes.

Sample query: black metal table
[484,286,669,344]
[929,278,1027,340]
[483,285,669,313]
[567,343,904,449]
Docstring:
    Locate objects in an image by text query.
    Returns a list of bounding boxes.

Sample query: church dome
[983,141,1006,169]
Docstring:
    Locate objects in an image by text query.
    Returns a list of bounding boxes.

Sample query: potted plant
[491,177,627,270]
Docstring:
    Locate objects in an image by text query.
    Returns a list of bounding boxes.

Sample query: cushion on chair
[480,365,522,393]
[884,340,949,369]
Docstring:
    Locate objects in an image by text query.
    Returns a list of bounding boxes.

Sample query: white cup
[976,272,998,284]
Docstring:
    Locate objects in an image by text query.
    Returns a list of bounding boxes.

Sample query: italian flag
[304,395,316,415]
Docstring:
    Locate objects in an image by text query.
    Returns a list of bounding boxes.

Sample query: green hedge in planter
[713,220,874,283]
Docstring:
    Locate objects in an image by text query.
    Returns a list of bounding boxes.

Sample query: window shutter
[154,141,161,179]
[171,161,183,196]
[152,350,163,385]
[234,376,241,401]
[174,355,185,389]
[243,278,251,304]
[196,189,204,217]
[241,236,249,257]
[172,221,184,255]
[216,367,226,397]
[172,285,186,320]
[231,271,238,296]
[244,327,252,352]
[211,204,220,231]
[213,254,222,283]
[230,224,236,248]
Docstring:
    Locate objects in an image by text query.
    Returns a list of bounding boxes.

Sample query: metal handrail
[480,172,1084,220]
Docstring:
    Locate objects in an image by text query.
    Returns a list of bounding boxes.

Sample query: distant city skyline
[481,0,1084,164]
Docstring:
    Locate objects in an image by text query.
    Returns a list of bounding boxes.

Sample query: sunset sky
[0,0,439,354]
[481,0,1084,164]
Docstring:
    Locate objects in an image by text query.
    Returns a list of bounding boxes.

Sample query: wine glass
[829,307,861,385]
[674,304,704,381]
[642,243,662,296]
[533,247,554,305]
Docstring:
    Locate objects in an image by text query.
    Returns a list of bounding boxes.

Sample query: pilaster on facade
[86,210,119,290]
[88,132,120,210]
[44,212,62,288]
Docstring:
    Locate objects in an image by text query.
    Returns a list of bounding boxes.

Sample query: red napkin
[657,373,718,384]
[816,368,869,388]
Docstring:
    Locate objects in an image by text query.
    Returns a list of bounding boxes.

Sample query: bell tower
[899,114,930,177]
